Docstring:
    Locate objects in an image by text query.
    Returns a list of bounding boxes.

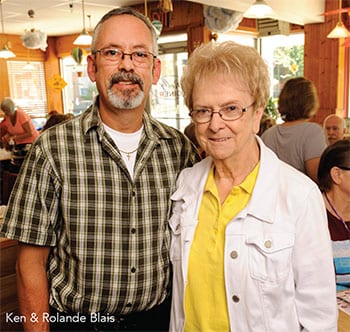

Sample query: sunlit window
[7,61,48,128]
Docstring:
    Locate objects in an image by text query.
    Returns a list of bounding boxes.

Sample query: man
[323,113,346,145]
[0,7,198,332]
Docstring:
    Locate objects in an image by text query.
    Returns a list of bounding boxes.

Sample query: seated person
[318,140,350,291]
[0,97,39,150]
[41,113,73,132]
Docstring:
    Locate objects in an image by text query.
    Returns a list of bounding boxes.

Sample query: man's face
[324,116,345,145]
[87,14,161,112]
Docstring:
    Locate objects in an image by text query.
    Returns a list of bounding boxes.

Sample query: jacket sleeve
[292,186,338,332]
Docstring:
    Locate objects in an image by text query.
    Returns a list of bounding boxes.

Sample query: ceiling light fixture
[0,0,16,59]
[244,0,274,19]
[327,0,350,38]
[73,0,92,46]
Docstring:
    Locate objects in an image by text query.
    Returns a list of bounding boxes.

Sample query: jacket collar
[172,136,279,224]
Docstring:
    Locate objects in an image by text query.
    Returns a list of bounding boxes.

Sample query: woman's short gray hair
[1,97,16,114]
[181,41,270,110]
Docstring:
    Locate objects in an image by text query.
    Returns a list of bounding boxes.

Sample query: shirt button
[232,295,240,303]
[264,240,272,248]
[131,228,136,234]
[126,303,132,307]
[132,191,136,197]
[131,267,136,273]
[230,251,238,259]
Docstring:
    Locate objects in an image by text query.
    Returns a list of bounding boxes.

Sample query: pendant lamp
[327,0,350,38]
[244,0,274,19]
[73,0,92,46]
[0,0,16,59]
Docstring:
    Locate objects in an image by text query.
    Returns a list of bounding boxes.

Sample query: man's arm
[16,242,51,332]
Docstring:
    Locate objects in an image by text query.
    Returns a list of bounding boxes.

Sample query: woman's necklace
[324,192,350,235]
[118,147,138,160]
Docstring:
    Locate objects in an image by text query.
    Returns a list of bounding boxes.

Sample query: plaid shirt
[0,101,199,314]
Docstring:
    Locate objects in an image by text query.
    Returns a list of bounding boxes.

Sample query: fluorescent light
[244,0,274,19]
[327,21,350,38]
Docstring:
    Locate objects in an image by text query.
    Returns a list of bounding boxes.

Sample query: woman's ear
[330,166,342,185]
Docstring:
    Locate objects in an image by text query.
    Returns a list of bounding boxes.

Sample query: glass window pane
[7,60,47,118]
[60,56,96,115]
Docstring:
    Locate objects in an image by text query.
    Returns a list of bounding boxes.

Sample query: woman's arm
[305,157,320,183]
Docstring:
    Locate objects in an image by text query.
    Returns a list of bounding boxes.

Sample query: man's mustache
[109,71,144,91]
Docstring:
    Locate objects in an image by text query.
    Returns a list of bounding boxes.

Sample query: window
[7,61,48,119]
[260,33,304,99]
[60,56,97,116]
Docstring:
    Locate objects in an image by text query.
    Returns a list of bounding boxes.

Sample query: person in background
[169,41,337,332]
[0,7,198,332]
[318,140,350,291]
[257,112,276,136]
[41,113,73,132]
[323,113,346,145]
[261,77,327,183]
[0,97,39,150]
[184,121,206,158]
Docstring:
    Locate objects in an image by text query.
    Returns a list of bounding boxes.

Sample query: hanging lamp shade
[327,0,350,38]
[0,0,15,59]
[73,0,92,46]
[0,44,15,58]
[327,21,350,38]
[244,0,274,19]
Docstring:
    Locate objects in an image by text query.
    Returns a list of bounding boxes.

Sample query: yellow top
[184,162,260,332]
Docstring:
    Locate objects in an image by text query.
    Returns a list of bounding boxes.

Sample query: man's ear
[152,58,161,85]
[87,54,97,82]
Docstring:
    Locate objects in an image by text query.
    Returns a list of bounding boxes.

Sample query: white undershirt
[103,124,143,179]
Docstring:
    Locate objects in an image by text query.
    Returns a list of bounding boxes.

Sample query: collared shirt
[0,99,199,315]
[184,163,259,332]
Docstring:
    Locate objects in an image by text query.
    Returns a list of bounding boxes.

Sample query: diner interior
[0,0,350,331]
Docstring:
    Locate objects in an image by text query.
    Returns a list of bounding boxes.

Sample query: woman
[169,41,337,332]
[318,140,350,291]
[0,97,39,150]
[261,77,327,182]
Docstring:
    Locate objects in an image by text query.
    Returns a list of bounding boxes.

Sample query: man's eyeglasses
[189,103,254,124]
[92,47,156,67]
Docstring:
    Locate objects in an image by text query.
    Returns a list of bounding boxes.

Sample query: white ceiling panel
[0,0,325,37]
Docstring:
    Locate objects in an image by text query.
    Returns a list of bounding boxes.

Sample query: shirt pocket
[247,233,295,282]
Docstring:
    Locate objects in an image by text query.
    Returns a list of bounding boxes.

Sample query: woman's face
[192,73,263,162]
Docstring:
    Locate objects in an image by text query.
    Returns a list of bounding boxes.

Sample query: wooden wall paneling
[304,0,340,124]
[44,37,63,113]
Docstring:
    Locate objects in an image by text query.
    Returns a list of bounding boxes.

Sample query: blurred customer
[0,97,39,150]
[41,113,73,132]
[184,122,206,158]
[318,140,350,291]
[0,7,198,332]
[323,114,346,145]
[262,77,327,182]
[257,112,276,136]
[169,41,337,332]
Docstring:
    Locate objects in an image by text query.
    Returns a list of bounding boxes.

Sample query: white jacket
[169,137,337,332]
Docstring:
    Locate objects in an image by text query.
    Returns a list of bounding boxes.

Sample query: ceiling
[0,0,325,37]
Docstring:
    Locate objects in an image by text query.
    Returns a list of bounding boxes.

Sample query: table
[338,309,350,332]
